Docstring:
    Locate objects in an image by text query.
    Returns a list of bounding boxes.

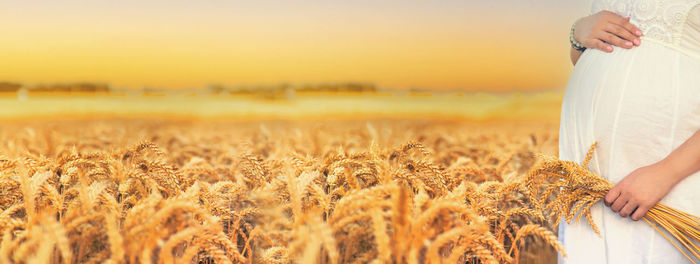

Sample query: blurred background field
[0,87,563,121]
[1,0,588,122]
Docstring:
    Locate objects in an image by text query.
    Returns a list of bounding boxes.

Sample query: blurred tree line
[0,82,377,100]
[0,82,109,93]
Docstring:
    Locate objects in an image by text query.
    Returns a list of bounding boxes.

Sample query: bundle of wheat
[527,142,700,263]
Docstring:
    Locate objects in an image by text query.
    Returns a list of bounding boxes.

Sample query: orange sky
[0,1,593,91]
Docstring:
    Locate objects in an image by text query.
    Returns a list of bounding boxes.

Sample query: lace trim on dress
[591,0,700,60]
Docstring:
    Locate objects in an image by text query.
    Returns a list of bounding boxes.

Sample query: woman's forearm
[660,130,700,184]
[570,47,583,65]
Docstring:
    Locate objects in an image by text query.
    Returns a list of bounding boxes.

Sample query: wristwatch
[570,18,587,52]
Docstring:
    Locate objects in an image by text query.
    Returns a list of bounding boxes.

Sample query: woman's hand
[603,161,680,221]
[574,10,643,52]
[604,130,700,221]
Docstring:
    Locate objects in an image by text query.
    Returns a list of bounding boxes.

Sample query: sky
[0,0,593,92]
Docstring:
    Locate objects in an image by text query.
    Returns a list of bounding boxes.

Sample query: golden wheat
[0,118,564,263]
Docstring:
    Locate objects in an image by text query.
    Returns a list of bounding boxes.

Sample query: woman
[559,0,700,263]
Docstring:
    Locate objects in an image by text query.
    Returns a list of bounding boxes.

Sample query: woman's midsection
[561,40,700,183]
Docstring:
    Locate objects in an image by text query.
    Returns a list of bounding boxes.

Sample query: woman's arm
[663,130,700,180]
[569,11,643,65]
[570,47,583,65]
[604,129,700,221]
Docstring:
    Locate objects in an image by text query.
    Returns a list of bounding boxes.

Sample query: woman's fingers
[631,204,651,221]
[604,188,621,206]
[606,24,639,47]
[617,17,643,37]
[619,201,638,218]
[601,32,633,49]
[590,39,613,52]
[610,195,628,212]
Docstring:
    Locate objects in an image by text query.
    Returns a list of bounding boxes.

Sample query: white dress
[558,0,700,263]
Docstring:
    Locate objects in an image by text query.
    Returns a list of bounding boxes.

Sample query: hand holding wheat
[527,142,700,263]
[604,162,677,221]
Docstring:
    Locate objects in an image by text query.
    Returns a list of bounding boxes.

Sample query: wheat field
[0,117,567,264]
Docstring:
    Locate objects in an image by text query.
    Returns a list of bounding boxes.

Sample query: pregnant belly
[560,40,700,183]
